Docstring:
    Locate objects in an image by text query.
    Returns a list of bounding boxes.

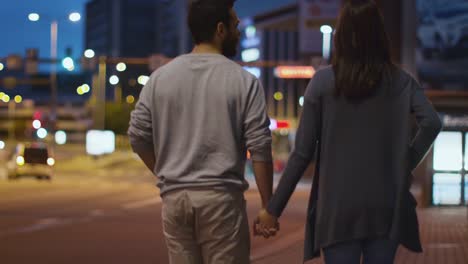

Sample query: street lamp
[320,25,333,61]
[84,49,95,59]
[109,75,119,85]
[116,62,127,72]
[28,13,40,22]
[68,12,81,23]
[62,57,75,71]
[27,11,81,134]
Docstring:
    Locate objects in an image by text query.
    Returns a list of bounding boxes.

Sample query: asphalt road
[0,172,311,264]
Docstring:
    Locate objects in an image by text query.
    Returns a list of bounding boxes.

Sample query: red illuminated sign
[276,120,290,129]
[274,66,316,79]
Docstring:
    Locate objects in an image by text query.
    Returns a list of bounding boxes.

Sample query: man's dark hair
[188,0,236,45]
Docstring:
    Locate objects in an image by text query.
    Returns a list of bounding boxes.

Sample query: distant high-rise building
[85,0,192,58]
[85,0,158,58]
[155,0,192,58]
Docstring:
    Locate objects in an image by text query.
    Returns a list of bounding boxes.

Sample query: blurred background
[0,0,467,263]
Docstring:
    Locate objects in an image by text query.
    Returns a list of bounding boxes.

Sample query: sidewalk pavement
[253,207,468,264]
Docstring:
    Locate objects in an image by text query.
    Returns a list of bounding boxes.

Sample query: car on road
[7,143,55,180]
[418,3,468,59]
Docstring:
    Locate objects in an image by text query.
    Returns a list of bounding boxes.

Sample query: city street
[0,150,467,264]
[1,0,468,263]
[0,150,310,264]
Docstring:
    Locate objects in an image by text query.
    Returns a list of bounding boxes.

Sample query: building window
[432,131,467,205]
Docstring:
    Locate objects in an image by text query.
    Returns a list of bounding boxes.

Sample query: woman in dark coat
[255,0,442,263]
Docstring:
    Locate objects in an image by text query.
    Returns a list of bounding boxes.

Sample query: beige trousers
[161,189,250,264]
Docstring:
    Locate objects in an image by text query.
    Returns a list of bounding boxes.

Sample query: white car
[7,143,55,180]
[417,4,468,59]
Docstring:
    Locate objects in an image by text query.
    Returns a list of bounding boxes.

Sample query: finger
[268,228,277,236]
[253,219,260,236]
[260,225,271,239]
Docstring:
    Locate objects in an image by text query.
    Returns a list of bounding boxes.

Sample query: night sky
[0,0,295,59]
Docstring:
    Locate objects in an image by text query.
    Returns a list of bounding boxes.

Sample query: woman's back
[313,66,420,247]
[265,1,442,261]
[267,65,441,260]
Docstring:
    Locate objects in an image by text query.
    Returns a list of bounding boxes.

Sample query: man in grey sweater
[128,0,275,263]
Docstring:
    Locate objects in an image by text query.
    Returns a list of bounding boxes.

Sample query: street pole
[8,101,16,143]
[50,21,58,136]
[115,84,122,104]
[96,56,107,130]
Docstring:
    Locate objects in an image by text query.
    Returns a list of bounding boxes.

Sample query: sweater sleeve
[408,78,442,170]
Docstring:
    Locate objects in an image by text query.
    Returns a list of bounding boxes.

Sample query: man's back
[129,53,271,195]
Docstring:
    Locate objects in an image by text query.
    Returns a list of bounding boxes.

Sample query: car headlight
[47,158,55,166]
[16,156,25,166]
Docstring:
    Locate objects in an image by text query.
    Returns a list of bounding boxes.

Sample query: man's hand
[253,209,279,238]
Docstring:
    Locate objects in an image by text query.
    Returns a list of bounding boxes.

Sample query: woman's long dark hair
[332,0,393,100]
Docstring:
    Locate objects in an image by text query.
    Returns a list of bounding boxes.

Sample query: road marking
[0,218,72,237]
[0,197,162,237]
[16,218,64,233]
[121,197,161,210]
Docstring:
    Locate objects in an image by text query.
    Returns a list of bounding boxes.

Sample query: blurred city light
[32,120,42,129]
[47,158,56,166]
[14,95,22,103]
[77,86,84,95]
[274,66,316,79]
[0,62,4,71]
[109,75,119,85]
[274,92,284,101]
[77,84,91,95]
[0,140,5,150]
[241,48,260,62]
[55,130,67,145]
[241,38,261,49]
[138,75,150,85]
[33,111,42,120]
[269,118,278,130]
[16,156,25,166]
[299,96,304,107]
[69,12,81,22]
[28,13,40,22]
[84,49,95,58]
[37,128,48,139]
[245,26,256,38]
[320,25,333,60]
[2,94,10,103]
[116,62,127,72]
[86,130,116,156]
[243,66,261,78]
[320,25,333,34]
[269,118,290,131]
[126,95,135,104]
[276,120,290,129]
[62,57,75,71]
[81,84,91,93]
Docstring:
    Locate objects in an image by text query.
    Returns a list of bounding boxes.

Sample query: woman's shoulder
[384,65,418,85]
[305,66,335,97]
[313,66,335,82]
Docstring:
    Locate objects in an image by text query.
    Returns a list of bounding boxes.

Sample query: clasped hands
[253,209,280,238]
